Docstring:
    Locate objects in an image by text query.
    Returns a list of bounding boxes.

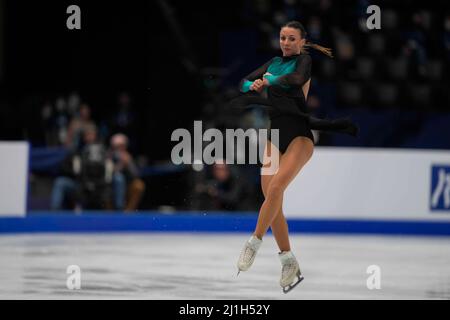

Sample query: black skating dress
[230,53,358,153]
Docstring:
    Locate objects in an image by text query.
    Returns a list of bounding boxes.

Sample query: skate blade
[237,270,241,277]
[282,274,304,294]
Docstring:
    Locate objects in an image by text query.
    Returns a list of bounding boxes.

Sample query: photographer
[108,133,145,212]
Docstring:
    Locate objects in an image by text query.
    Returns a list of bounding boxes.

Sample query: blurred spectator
[66,92,81,118]
[190,161,254,211]
[404,11,429,77]
[54,97,70,145]
[336,32,355,61]
[65,103,96,151]
[50,125,112,211]
[41,93,82,147]
[79,125,112,209]
[104,92,138,152]
[108,133,145,212]
[50,150,80,211]
[307,16,323,44]
[41,99,55,145]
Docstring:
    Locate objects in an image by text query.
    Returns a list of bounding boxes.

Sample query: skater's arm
[239,58,273,93]
[263,54,312,88]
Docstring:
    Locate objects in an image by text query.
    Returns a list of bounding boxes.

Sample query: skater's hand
[250,79,265,93]
[261,73,272,87]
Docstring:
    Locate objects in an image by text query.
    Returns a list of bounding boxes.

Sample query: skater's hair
[282,21,333,58]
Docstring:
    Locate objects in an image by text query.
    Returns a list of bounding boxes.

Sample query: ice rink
[1,233,450,299]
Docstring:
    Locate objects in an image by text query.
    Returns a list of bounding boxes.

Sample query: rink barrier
[1,211,450,236]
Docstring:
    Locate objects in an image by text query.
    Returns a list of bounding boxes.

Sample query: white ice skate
[236,235,262,276]
[279,251,304,293]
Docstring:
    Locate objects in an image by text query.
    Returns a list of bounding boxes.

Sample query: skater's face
[280,27,305,56]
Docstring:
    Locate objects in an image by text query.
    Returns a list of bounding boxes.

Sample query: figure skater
[233,21,358,293]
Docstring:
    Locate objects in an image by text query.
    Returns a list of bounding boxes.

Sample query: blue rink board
[1,211,450,236]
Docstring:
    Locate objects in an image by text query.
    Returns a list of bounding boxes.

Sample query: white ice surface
[1,233,450,299]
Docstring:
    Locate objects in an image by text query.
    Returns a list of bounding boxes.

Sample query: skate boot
[279,251,304,293]
[236,235,262,276]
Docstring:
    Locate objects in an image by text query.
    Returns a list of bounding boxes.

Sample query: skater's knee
[266,181,285,199]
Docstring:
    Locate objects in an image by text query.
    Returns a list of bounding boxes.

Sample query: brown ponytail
[283,21,334,58]
[304,42,334,58]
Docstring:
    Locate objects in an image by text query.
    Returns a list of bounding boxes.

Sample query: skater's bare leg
[260,152,290,252]
[254,137,313,239]
[271,208,291,252]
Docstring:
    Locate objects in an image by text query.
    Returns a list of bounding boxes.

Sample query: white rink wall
[0,142,29,217]
[283,147,450,221]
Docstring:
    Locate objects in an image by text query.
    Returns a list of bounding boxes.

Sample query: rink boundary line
[1,212,450,236]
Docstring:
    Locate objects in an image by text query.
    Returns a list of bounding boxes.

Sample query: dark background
[1,0,450,210]
[1,1,242,159]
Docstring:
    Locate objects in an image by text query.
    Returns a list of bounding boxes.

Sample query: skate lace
[282,259,298,278]
[242,246,255,262]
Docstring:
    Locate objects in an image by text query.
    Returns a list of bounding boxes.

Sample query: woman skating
[234,21,358,293]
